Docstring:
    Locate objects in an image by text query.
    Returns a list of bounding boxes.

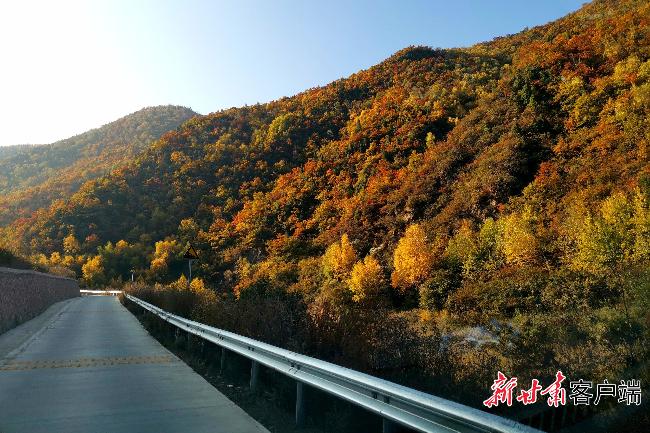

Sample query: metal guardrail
[126,294,541,433]
[80,289,123,296]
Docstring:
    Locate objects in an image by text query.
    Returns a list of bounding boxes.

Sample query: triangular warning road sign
[183,244,199,260]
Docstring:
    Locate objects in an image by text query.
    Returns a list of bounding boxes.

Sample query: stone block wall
[0,267,79,334]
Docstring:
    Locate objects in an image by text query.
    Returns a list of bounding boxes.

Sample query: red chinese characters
[516,379,542,405]
[485,370,641,409]
[540,371,566,407]
[483,371,518,408]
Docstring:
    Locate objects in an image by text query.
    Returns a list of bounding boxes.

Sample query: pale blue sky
[0,0,585,146]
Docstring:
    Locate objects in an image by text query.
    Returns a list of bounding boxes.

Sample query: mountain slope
[0,145,35,159]
[12,48,506,253]
[13,0,648,265]
[0,106,197,225]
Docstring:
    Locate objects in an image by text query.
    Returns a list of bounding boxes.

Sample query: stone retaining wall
[0,267,79,334]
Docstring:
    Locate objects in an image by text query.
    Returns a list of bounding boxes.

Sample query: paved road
[0,296,269,433]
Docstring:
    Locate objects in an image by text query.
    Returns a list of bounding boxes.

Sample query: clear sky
[0,0,585,146]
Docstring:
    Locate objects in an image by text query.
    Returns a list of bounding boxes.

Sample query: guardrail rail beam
[125,293,542,433]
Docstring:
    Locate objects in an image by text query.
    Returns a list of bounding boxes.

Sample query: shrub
[418,269,456,310]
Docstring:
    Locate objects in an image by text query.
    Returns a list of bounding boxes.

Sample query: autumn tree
[322,234,357,280]
[444,221,479,277]
[178,218,199,244]
[150,239,183,280]
[501,209,538,266]
[348,255,386,304]
[569,191,647,275]
[391,224,433,292]
[96,240,145,283]
[82,255,104,287]
[63,233,80,255]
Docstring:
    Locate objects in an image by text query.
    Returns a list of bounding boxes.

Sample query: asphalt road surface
[0,296,269,433]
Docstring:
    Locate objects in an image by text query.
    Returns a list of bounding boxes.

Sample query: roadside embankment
[0,267,79,334]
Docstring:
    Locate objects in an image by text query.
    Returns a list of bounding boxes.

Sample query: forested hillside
[0,105,196,226]
[0,145,34,159]
[1,0,648,427]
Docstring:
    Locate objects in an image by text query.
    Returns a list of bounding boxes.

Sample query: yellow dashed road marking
[0,355,177,371]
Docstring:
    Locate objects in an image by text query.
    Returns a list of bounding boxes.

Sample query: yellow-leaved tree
[347,255,385,303]
[150,239,181,276]
[82,255,104,287]
[189,277,207,293]
[391,224,433,292]
[169,275,208,293]
[570,191,648,275]
[63,233,80,255]
[444,221,479,277]
[501,208,538,266]
[322,234,357,280]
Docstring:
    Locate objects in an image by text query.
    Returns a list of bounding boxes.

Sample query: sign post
[183,244,199,288]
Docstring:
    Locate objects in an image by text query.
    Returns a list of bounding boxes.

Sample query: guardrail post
[175,328,183,348]
[382,419,398,433]
[250,360,259,391]
[295,381,306,427]
[220,347,226,372]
